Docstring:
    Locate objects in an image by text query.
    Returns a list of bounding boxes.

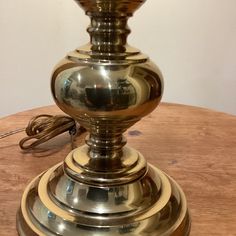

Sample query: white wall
[0,0,236,117]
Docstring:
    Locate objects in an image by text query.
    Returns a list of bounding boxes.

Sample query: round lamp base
[17,147,190,236]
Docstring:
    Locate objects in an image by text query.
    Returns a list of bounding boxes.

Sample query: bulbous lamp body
[17,0,191,235]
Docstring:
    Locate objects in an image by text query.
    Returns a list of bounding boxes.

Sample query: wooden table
[0,103,235,236]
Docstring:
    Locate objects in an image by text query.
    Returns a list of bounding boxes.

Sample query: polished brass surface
[17,0,191,235]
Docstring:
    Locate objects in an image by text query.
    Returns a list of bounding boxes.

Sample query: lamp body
[17,0,191,235]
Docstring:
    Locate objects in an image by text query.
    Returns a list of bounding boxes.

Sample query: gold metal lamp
[17,0,191,235]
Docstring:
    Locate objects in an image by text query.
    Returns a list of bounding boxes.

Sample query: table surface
[0,103,235,236]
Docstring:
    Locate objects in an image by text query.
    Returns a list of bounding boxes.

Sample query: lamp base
[17,146,190,236]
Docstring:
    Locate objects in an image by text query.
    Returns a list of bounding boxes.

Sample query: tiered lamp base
[17,146,190,236]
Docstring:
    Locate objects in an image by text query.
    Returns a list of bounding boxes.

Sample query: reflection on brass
[17,0,191,235]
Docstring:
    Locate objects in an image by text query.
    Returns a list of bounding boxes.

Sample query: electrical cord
[0,114,86,150]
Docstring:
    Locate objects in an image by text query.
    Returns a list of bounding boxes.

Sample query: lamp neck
[87,13,130,56]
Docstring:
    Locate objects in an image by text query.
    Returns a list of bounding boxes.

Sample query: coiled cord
[0,114,86,150]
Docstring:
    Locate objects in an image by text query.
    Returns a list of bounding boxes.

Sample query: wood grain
[0,103,235,236]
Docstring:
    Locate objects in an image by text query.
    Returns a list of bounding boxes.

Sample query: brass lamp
[17,0,191,235]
